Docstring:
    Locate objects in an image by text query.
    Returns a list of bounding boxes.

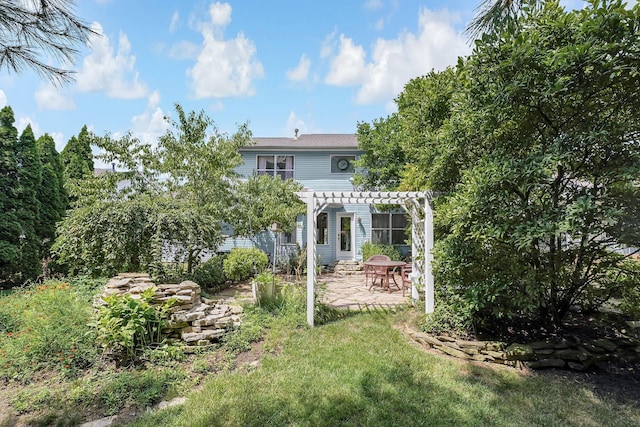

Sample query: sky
[0,0,628,165]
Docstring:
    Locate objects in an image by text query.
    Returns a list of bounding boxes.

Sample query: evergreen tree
[61,125,94,180]
[16,125,42,281]
[0,106,21,285]
[37,134,66,261]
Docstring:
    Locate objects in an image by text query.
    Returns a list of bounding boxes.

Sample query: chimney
[294,128,299,140]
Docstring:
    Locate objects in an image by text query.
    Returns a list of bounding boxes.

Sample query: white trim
[336,213,355,260]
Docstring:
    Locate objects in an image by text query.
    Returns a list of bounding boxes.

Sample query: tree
[36,133,66,260]
[0,0,95,85]
[53,104,258,277]
[229,174,305,239]
[433,0,640,328]
[466,0,536,40]
[15,125,42,281]
[0,106,20,284]
[61,125,94,181]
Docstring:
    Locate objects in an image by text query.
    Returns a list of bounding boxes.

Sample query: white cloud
[0,90,6,108]
[374,18,385,31]
[167,41,200,60]
[131,91,168,141]
[187,2,264,99]
[147,90,161,109]
[320,30,337,59]
[286,55,311,82]
[169,10,180,33]
[324,8,470,105]
[16,116,43,137]
[324,35,367,86]
[76,22,149,99]
[364,0,383,11]
[50,132,65,153]
[34,83,75,110]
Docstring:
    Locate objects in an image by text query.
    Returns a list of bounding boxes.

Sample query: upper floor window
[371,213,408,245]
[331,155,355,173]
[257,155,294,179]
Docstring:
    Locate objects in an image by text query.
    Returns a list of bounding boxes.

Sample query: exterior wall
[225,145,377,264]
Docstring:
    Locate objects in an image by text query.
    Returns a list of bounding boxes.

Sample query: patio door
[336,213,354,260]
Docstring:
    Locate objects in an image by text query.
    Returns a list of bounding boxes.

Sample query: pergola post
[306,192,316,327]
[425,196,434,313]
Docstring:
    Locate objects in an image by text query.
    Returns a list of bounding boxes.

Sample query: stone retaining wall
[410,331,640,371]
[100,274,243,351]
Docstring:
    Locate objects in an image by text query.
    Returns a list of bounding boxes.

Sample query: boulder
[505,343,535,361]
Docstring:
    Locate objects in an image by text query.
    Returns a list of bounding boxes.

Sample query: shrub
[361,241,402,261]
[223,247,268,282]
[93,287,175,364]
[190,256,226,289]
[0,280,99,381]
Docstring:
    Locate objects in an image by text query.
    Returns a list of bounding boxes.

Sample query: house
[219,131,410,266]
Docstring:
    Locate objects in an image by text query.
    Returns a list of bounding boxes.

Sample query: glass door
[336,213,354,260]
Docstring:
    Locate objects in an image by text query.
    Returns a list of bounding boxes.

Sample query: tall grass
[131,311,640,426]
[0,277,104,381]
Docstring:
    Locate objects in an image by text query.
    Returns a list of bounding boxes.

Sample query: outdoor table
[363,260,406,293]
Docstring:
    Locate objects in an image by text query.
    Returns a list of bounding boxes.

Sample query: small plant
[223,247,268,282]
[93,287,175,364]
[190,256,226,290]
[362,241,402,261]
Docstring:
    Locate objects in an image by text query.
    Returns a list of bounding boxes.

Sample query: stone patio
[213,272,411,311]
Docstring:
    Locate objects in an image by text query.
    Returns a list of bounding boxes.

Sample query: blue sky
[0,0,619,164]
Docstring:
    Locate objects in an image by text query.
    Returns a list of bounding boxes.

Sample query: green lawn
[130,310,639,427]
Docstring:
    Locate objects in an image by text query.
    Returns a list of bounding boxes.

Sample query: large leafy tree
[0,106,20,284]
[434,0,640,328]
[0,0,95,85]
[229,174,305,239]
[53,104,255,277]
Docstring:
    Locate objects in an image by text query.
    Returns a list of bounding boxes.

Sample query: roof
[242,133,359,150]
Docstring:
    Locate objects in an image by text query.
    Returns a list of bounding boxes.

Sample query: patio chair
[364,254,390,288]
[400,263,412,297]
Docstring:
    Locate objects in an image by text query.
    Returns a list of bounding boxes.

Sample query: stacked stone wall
[100,273,242,351]
[410,331,640,371]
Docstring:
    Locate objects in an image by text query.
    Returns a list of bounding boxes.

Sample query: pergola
[297,191,435,326]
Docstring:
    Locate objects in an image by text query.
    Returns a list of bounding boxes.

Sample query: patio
[214,272,411,311]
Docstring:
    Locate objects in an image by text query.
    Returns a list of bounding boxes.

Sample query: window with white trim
[316,213,328,245]
[371,213,408,245]
[257,155,294,179]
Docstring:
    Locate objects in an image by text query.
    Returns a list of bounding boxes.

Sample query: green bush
[190,256,226,289]
[361,241,402,261]
[0,280,99,381]
[223,247,268,282]
[93,287,175,364]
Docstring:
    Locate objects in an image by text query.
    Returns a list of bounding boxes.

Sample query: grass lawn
[130,310,639,427]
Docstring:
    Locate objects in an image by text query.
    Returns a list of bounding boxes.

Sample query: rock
[412,332,444,347]
[484,342,504,351]
[181,332,205,343]
[178,280,199,290]
[553,349,581,361]
[473,354,494,362]
[505,343,535,361]
[106,278,133,288]
[484,350,506,360]
[437,344,472,360]
[534,348,555,356]
[457,340,486,349]
[530,341,554,350]
[436,335,456,342]
[567,361,589,371]
[157,397,186,410]
[553,341,570,349]
[230,305,244,314]
[202,328,226,339]
[527,359,566,369]
[589,339,617,352]
[582,342,606,354]
[80,415,117,427]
